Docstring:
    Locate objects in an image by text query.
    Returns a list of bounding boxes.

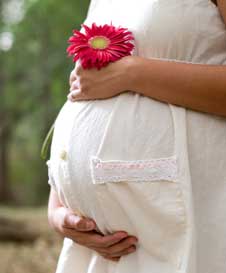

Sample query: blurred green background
[0,0,90,272]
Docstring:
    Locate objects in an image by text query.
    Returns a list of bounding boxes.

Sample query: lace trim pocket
[90,156,179,184]
[89,155,187,268]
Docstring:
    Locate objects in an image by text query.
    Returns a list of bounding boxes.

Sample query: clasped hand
[50,206,138,262]
[68,56,135,101]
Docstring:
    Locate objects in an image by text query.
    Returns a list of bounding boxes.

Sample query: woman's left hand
[68,56,134,101]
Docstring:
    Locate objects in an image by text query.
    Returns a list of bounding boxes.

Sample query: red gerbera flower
[67,22,135,70]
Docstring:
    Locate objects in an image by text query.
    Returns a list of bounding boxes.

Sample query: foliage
[0,0,90,205]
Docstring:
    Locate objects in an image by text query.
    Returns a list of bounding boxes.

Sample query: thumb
[67,89,85,102]
[64,213,96,232]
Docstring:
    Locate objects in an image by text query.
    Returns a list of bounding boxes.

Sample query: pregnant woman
[47,0,226,273]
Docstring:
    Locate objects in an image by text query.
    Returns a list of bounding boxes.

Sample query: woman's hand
[68,56,134,101]
[48,189,138,262]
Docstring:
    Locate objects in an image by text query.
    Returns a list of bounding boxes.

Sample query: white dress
[47,1,226,273]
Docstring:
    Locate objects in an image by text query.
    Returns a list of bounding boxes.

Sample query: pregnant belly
[64,91,175,161]
[53,92,176,214]
[52,92,189,268]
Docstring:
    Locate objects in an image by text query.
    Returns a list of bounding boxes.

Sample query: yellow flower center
[89,36,110,49]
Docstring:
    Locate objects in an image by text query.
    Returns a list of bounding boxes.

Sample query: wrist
[124,56,145,93]
[48,206,64,231]
[48,209,56,229]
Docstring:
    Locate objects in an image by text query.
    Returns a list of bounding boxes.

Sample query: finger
[67,90,84,102]
[70,81,80,92]
[92,236,138,256]
[91,247,121,262]
[66,229,128,248]
[62,228,104,246]
[74,59,83,76]
[103,256,120,262]
[93,231,129,248]
[107,245,137,258]
[63,213,96,232]
[69,69,77,86]
[105,236,138,255]
[67,92,76,102]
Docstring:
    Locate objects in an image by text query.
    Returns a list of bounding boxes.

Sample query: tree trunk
[0,125,12,202]
[0,50,13,203]
[0,216,39,243]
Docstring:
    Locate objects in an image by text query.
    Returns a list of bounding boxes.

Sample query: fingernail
[132,237,138,243]
[117,232,128,238]
[67,94,75,102]
[69,215,79,226]
[71,90,80,96]
[85,221,95,230]
[129,246,136,253]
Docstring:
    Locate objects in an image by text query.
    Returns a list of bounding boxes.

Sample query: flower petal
[67,22,135,68]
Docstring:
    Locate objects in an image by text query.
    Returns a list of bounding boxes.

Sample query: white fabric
[47,1,226,272]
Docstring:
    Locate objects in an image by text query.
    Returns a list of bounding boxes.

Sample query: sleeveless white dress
[47,1,226,273]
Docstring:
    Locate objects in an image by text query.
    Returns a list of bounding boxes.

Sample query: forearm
[48,188,64,227]
[128,56,226,117]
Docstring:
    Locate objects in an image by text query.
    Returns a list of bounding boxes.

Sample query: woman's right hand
[48,191,138,262]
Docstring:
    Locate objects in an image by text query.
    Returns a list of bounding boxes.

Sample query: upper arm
[217,0,226,25]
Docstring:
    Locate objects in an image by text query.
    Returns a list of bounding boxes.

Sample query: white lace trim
[90,156,179,184]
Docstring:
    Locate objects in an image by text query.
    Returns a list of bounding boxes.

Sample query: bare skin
[49,0,226,263]
[48,189,138,262]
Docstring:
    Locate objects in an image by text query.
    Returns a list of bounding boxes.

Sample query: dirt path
[0,207,62,273]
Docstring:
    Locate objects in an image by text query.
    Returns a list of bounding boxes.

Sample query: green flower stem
[41,122,55,160]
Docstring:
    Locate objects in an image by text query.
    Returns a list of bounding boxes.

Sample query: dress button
[60,150,67,160]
